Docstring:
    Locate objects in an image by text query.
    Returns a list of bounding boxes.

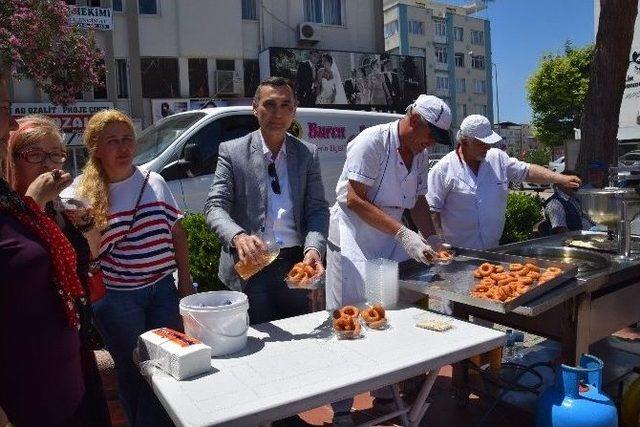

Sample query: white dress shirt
[426,148,529,249]
[260,131,301,249]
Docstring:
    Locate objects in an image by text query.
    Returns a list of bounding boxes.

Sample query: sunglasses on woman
[14,149,67,164]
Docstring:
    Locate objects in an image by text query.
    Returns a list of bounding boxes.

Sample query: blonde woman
[69,109,193,426]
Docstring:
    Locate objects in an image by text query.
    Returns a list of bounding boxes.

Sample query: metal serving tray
[398,247,577,314]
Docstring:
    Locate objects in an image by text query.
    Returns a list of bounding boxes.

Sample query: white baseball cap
[459,114,502,145]
[408,94,452,145]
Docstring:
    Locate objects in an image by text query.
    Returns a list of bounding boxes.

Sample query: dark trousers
[244,246,310,325]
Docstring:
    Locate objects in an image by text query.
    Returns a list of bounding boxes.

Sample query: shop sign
[11,102,114,132]
[69,6,113,31]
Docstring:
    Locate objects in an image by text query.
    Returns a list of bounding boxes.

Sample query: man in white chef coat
[326,94,452,423]
[427,114,581,250]
[326,94,452,310]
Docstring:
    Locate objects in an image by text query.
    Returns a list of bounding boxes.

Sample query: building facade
[493,122,538,157]
[383,0,493,137]
[10,0,384,126]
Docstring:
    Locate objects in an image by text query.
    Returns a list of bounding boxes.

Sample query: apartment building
[494,122,538,157]
[383,0,493,137]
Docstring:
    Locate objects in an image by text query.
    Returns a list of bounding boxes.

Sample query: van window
[134,112,205,165]
[186,114,259,175]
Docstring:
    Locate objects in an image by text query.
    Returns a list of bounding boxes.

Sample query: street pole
[492,62,500,124]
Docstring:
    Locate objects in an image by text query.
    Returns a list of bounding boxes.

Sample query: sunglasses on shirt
[268,162,281,194]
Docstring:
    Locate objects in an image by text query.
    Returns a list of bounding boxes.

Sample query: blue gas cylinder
[535,354,617,427]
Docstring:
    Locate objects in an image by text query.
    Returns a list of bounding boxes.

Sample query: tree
[0,0,103,106]
[576,0,638,178]
[526,43,594,148]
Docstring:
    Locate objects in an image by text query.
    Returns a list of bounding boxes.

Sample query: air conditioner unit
[215,70,237,95]
[298,22,321,43]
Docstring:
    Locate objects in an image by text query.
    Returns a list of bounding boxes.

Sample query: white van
[134,107,402,213]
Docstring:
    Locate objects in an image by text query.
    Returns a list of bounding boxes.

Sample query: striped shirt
[70,167,183,290]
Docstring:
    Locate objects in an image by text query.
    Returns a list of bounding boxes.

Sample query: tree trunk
[0,68,11,175]
[577,0,637,180]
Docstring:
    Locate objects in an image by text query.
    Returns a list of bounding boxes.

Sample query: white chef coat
[326,120,430,309]
[426,148,529,250]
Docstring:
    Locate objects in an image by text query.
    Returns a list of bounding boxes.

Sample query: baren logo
[288,120,303,138]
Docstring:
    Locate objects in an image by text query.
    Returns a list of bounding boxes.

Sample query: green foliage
[527,42,593,147]
[523,147,551,166]
[181,213,225,292]
[500,192,544,245]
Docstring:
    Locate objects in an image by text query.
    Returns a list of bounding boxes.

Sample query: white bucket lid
[179,290,248,313]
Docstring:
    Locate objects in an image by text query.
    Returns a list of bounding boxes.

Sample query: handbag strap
[129,170,151,228]
[97,170,150,261]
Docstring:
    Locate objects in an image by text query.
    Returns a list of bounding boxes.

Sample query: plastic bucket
[179,291,249,357]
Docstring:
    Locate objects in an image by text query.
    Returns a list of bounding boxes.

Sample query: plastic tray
[285,275,324,290]
[334,327,365,340]
[399,247,577,314]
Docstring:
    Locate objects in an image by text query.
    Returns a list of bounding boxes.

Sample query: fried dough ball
[527,271,541,280]
[372,303,385,319]
[478,263,494,276]
[361,307,381,323]
[333,315,362,337]
[509,263,524,271]
[286,262,316,285]
[340,305,359,318]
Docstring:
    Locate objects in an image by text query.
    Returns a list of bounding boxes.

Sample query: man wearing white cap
[427,114,581,250]
[325,94,452,422]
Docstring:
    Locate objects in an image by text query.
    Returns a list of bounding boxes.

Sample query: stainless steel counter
[399,231,636,317]
[444,231,640,402]
[493,231,640,315]
[399,247,577,315]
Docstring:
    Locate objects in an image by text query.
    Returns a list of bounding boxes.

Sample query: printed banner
[619,7,640,141]
[262,47,426,112]
[69,6,113,31]
[11,102,114,132]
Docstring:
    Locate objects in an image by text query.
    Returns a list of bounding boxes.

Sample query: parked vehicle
[428,152,446,170]
[619,150,640,166]
[134,107,402,212]
[548,156,565,173]
[513,181,550,192]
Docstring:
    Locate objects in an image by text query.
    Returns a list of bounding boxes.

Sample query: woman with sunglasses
[69,109,193,426]
[1,115,109,426]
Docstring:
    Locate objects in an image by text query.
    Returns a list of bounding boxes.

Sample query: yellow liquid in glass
[234,249,280,280]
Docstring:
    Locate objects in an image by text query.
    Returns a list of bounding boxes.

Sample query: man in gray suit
[204,77,329,324]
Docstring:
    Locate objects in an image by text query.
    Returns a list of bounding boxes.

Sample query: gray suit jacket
[204,130,329,291]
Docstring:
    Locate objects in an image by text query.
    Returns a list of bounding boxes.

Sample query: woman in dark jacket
[1,115,110,426]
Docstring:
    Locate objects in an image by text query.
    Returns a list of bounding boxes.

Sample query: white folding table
[143,306,505,426]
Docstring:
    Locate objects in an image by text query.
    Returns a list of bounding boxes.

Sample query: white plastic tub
[179,291,249,357]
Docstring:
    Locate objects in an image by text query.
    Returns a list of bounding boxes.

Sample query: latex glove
[425,235,451,252]
[394,226,434,263]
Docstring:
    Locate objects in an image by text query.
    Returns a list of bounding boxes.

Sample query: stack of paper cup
[364,258,399,307]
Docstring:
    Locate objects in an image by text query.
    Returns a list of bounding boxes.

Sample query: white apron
[326,130,424,310]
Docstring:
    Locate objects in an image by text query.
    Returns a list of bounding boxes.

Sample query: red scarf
[1,192,85,328]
